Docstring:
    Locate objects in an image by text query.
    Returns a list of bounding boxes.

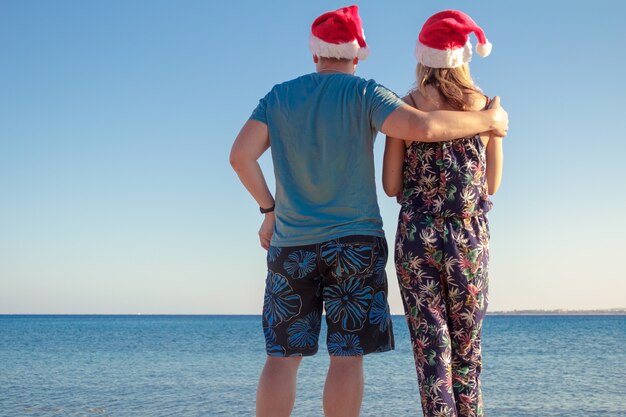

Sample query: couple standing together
[230,5,506,417]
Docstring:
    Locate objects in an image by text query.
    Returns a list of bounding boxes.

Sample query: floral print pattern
[287,310,322,349]
[320,240,373,278]
[267,246,282,262]
[395,136,492,417]
[262,235,394,356]
[263,272,302,327]
[369,291,391,332]
[283,250,317,279]
[398,136,492,219]
[324,278,373,331]
[327,333,364,356]
[263,324,285,357]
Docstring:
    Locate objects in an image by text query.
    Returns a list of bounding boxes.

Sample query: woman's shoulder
[400,93,414,106]
[465,91,489,111]
[403,89,437,111]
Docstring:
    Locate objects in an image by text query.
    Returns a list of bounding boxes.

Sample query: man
[229,6,508,417]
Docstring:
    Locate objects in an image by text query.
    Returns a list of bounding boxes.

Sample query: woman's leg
[396,220,458,417]
[444,217,490,417]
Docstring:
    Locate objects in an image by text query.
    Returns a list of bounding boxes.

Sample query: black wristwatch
[260,204,275,214]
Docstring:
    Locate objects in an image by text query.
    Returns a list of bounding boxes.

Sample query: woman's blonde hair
[415,63,482,111]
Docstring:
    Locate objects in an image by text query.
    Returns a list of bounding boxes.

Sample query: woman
[383,10,504,417]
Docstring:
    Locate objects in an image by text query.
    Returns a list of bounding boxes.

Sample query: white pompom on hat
[309,5,369,60]
[415,10,492,68]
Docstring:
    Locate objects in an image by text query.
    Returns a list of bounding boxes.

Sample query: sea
[1,315,625,417]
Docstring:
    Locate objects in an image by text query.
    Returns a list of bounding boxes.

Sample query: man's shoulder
[361,79,400,103]
[268,73,318,91]
[261,74,397,105]
[269,71,384,85]
[273,73,374,88]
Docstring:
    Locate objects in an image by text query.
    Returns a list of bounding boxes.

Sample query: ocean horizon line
[1,308,625,317]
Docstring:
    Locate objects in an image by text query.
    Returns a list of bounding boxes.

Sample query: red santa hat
[415,10,492,68]
[309,5,369,60]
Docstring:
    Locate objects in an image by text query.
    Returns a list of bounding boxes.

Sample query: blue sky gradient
[1,0,625,314]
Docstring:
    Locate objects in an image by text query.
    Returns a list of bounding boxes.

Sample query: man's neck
[316,61,355,75]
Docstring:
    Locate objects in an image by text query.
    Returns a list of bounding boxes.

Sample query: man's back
[250,72,402,246]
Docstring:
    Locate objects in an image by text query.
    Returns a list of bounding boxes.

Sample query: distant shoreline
[487,309,626,316]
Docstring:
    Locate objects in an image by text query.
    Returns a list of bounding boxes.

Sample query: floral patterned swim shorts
[262,235,394,357]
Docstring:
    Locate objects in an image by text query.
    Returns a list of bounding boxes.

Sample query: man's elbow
[419,118,437,142]
[405,115,436,142]
[383,107,432,142]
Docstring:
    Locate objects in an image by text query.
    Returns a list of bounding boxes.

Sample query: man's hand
[259,213,275,250]
[486,96,508,137]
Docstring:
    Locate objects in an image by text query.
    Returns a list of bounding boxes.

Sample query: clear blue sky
[1,0,625,314]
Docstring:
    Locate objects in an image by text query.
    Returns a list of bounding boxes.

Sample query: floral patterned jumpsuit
[395,102,492,417]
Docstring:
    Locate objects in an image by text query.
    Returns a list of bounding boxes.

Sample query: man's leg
[320,235,394,417]
[258,242,323,416]
[323,356,363,417]
[256,356,302,417]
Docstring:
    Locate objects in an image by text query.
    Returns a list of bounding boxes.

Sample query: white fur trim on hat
[415,39,472,68]
[357,46,369,60]
[309,34,368,60]
[476,40,492,57]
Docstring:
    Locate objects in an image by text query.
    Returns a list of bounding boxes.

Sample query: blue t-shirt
[250,72,403,246]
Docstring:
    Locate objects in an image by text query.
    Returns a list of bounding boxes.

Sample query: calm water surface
[1,315,625,416]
